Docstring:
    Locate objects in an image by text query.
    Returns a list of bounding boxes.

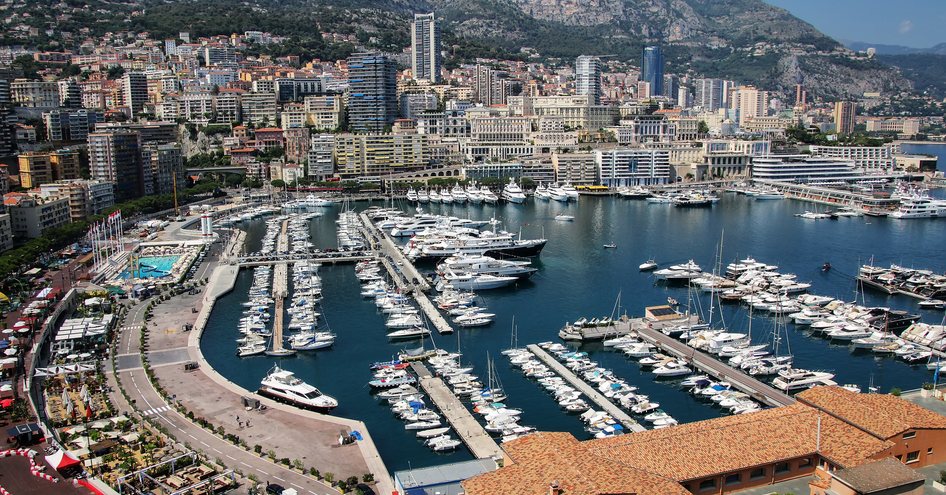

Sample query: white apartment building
[241,91,278,125]
[608,115,676,145]
[509,94,617,130]
[303,95,343,130]
[334,133,431,178]
[730,86,769,127]
[39,180,115,221]
[182,91,214,121]
[809,145,894,172]
[551,152,598,185]
[595,148,671,186]
[416,110,470,137]
[307,134,335,180]
[214,92,242,123]
[4,194,71,239]
[464,115,534,161]
[865,118,921,135]
[11,79,60,108]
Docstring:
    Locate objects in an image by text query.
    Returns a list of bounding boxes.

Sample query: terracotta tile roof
[832,458,925,493]
[798,386,946,439]
[462,388,936,494]
[588,403,889,481]
[461,432,689,495]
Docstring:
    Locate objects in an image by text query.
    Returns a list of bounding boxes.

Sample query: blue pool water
[121,255,180,279]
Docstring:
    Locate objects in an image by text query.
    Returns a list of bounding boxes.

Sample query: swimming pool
[120,255,181,279]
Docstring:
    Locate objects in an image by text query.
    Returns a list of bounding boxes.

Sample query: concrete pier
[527,345,645,432]
[270,220,290,354]
[409,363,505,461]
[359,213,454,334]
[635,327,796,407]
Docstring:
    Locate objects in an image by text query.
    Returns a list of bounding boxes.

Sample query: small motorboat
[554,214,575,222]
[416,427,451,439]
[822,262,832,272]
[639,259,658,271]
[918,299,945,310]
[603,243,617,249]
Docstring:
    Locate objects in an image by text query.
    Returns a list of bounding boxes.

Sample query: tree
[271,179,286,188]
[106,66,125,80]
[11,55,41,79]
[59,64,82,79]
[224,174,245,187]
[697,120,710,135]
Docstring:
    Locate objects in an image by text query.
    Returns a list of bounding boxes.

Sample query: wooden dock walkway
[635,327,796,407]
[409,363,505,461]
[527,345,645,432]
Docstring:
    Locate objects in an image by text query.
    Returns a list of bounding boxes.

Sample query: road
[109,266,342,495]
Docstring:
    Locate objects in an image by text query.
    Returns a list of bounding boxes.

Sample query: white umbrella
[13,322,27,329]
[79,385,89,402]
[4,349,16,356]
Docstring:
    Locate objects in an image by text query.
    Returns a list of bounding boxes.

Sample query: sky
[764,0,946,48]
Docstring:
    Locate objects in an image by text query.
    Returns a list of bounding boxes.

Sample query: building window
[749,467,766,480]
[906,451,920,463]
[775,462,791,474]
[725,473,741,486]
[698,479,716,491]
[798,458,813,468]
[903,431,916,439]
[928,448,933,455]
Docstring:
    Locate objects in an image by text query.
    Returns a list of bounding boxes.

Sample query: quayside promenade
[108,230,395,495]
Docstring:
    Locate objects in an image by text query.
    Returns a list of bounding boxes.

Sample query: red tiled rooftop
[798,386,946,439]
[463,432,689,495]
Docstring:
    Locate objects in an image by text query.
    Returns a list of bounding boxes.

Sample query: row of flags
[61,384,95,421]
[86,210,123,271]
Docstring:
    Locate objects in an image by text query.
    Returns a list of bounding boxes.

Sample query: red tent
[45,449,80,472]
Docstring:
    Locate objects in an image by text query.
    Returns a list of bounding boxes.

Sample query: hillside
[878,54,946,99]
[3,0,912,99]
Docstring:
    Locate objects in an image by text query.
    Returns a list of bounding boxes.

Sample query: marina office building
[750,155,863,184]
[462,387,946,495]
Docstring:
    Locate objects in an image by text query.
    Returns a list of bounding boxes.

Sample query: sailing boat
[473,353,508,405]
[501,317,523,356]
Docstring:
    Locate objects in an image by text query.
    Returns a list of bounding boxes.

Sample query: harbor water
[200,192,946,471]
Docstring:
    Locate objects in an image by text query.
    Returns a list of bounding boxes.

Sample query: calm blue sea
[201,194,946,471]
[901,142,946,171]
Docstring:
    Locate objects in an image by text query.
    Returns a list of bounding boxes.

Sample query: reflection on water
[202,195,946,470]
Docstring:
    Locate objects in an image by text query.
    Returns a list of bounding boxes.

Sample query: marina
[409,363,506,460]
[635,326,797,407]
[200,189,946,471]
[526,344,645,432]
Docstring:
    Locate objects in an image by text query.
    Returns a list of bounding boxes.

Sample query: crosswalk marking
[142,405,171,416]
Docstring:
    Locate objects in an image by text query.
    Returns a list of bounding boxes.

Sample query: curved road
[110,282,341,495]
